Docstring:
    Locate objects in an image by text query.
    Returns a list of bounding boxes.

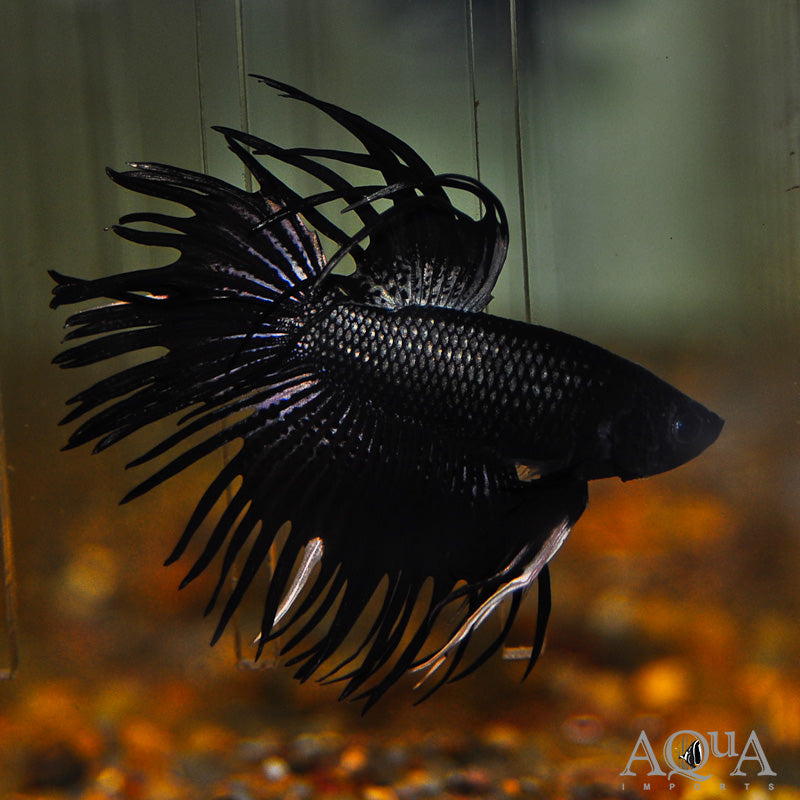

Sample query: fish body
[51,77,723,709]
[290,298,721,487]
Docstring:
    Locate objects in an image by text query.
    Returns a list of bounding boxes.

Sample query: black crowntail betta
[51,77,723,710]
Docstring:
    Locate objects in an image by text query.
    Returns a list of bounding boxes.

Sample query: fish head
[609,380,724,481]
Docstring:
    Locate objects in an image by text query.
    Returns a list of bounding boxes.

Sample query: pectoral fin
[513,456,570,483]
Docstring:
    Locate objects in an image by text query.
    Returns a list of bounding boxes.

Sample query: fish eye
[671,409,702,445]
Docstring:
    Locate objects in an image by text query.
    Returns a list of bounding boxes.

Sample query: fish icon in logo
[679,738,704,769]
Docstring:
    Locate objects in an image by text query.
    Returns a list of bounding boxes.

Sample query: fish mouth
[698,409,725,453]
[710,412,725,441]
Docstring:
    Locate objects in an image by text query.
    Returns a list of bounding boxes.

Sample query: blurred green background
[0,0,799,795]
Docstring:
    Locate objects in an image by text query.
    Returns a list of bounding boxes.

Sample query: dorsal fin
[217,76,509,312]
[341,184,508,311]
